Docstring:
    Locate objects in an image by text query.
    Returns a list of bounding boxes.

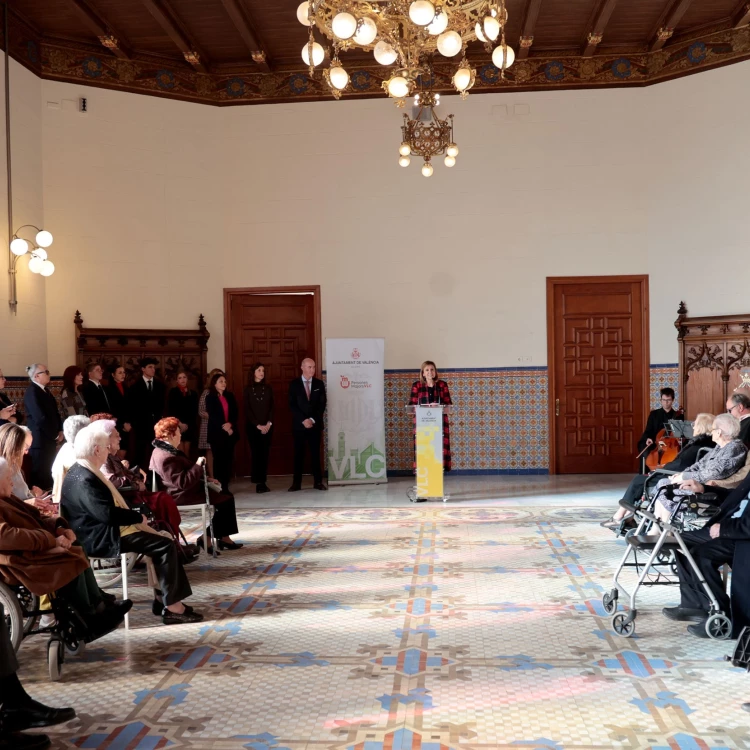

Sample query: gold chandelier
[398,89,457,175]
[296,1,514,101]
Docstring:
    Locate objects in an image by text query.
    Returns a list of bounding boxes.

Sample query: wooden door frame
[545,274,650,475]
[223,285,323,391]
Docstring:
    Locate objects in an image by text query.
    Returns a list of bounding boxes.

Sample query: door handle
[555,399,560,417]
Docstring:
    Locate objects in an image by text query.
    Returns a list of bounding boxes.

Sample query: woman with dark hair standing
[166,371,199,457]
[244,362,274,494]
[197,368,224,477]
[205,373,239,497]
[59,366,88,420]
[409,360,453,473]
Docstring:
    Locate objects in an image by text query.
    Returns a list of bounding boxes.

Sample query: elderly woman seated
[653,412,747,523]
[61,423,203,625]
[51,415,90,504]
[150,417,241,553]
[0,457,130,641]
[601,413,716,530]
[0,424,55,516]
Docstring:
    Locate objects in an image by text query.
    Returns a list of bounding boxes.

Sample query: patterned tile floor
[14,476,750,750]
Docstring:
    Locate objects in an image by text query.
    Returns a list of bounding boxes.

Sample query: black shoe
[196,536,220,556]
[662,607,706,622]
[257,483,270,493]
[742,702,750,713]
[162,607,204,625]
[288,484,301,492]
[687,620,711,638]
[100,590,117,605]
[152,599,164,616]
[107,599,133,618]
[0,732,51,749]
[1,700,76,731]
[314,482,328,491]
[217,539,243,551]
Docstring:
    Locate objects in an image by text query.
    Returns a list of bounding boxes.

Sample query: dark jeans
[57,567,104,616]
[29,440,57,490]
[622,474,648,505]
[248,427,272,483]
[0,603,19,678]
[293,428,322,485]
[675,535,734,615]
[120,531,192,606]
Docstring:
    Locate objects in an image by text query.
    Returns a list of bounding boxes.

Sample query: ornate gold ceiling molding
[4,11,750,106]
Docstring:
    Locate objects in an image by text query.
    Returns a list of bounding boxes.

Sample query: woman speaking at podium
[409,360,452,472]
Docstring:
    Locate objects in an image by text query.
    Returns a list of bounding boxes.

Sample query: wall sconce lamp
[8,224,55,311]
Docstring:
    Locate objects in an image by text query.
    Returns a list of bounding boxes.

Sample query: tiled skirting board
[3,365,679,476]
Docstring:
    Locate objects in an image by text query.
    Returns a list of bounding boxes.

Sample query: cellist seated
[601,413,715,530]
[637,388,681,455]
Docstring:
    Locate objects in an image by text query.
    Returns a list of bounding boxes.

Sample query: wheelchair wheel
[0,582,24,653]
[706,613,732,641]
[91,553,137,588]
[612,612,636,638]
[47,638,63,681]
[602,590,618,615]
[16,586,39,635]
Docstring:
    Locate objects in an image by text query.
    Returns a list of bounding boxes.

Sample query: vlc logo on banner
[415,406,444,499]
[326,338,387,485]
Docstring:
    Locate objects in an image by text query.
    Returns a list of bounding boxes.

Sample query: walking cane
[202,464,218,559]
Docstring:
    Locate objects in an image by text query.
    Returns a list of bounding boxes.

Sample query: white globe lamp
[296,2,311,26]
[409,1,435,26]
[421,163,434,177]
[387,76,410,98]
[483,15,501,42]
[10,237,28,255]
[444,155,456,167]
[40,260,55,277]
[492,43,515,69]
[35,230,53,248]
[446,143,459,157]
[28,255,44,274]
[374,40,397,65]
[427,11,448,35]
[332,12,357,40]
[399,156,411,167]
[453,67,472,91]
[437,30,462,57]
[328,66,349,89]
[399,142,411,156]
[302,41,325,67]
[353,17,377,45]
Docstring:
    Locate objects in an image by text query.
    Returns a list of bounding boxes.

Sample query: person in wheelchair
[601,412,716,530]
[61,424,203,625]
[653,413,747,522]
[0,457,131,642]
[0,601,75,749]
[662,471,750,639]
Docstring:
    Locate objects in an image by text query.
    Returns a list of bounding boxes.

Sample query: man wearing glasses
[727,393,750,448]
[637,387,681,456]
[23,363,63,489]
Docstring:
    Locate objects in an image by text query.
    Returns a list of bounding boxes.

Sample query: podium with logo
[406,404,450,503]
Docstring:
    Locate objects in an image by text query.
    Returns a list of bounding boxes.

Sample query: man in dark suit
[637,387,680,455]
[22,363,62,489]
[288,358,327,492]
[727,392,750,448]
[125,357,166,468]
[81,363,111,417]
[663,472,750,638]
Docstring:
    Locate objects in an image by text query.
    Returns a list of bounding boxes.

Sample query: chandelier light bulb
[453,67,472,91]
[446,143,459,157]
[328,65,349,89]
[475,22,487,43]
[39,259,55,277]
[387,76,410,98]
[483,15,501,42]
[409,1,435,27]
[34,247,48,260]
[444,155,456,167]
[399,142,411,156]
[374,40,398,65]
[437,30,462,57]
[28,255,44,274]
[296,2,311,26]
[302,41,325,67]
[353,17,378,45]
[421,163,434,177]
[492,43,516,69]
[399,155,411,167]
[35,230,53,248]
[332,12,358,40]
[427,10,448,35]
[10,237,28,255]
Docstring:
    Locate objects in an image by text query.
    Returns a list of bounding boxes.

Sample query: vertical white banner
[326,338,387,485]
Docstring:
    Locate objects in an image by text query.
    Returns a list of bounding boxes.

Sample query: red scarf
[218,393,229,422]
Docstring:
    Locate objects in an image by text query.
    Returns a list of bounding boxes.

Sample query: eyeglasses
[35,370,49,376]
[728,404,738,412]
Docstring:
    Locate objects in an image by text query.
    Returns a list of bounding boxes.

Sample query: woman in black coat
[166,371,199,456]
[205,373,239,498]
[105,365,131,455]
[243,362,274,494]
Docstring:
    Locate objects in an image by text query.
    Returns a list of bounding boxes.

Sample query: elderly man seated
[51,415,90,504]
[653,413,747,523]
[0,457,130,641]
[662,469,750,639]
[61,424,203,625]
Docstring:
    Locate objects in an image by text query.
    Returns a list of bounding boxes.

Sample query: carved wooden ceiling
[6,0,750,105]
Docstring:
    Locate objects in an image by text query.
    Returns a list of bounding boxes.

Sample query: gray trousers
[0,602,19,678]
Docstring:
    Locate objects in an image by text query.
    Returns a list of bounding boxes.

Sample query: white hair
[63,415,90,444]
[89,419,116,436]
[19,425,31,436]
[26,363,44,381]
[714,412,741,439]
[0,456,9,481]
[73,424,110,459]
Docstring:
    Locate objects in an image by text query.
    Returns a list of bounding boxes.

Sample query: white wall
[0,59,47,375]
[38,60,750,374]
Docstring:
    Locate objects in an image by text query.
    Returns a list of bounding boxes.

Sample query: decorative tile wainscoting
[3,365,680,476]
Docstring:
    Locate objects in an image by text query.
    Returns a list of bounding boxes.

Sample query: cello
[643,428,681,471]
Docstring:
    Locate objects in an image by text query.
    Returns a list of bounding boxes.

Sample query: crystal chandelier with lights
[297,0,514,102]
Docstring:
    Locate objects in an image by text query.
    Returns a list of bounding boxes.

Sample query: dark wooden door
[547,276,649,474]
[225,289,320,476]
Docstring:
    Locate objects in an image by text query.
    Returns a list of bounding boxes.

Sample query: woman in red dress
[409,360,452,472]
